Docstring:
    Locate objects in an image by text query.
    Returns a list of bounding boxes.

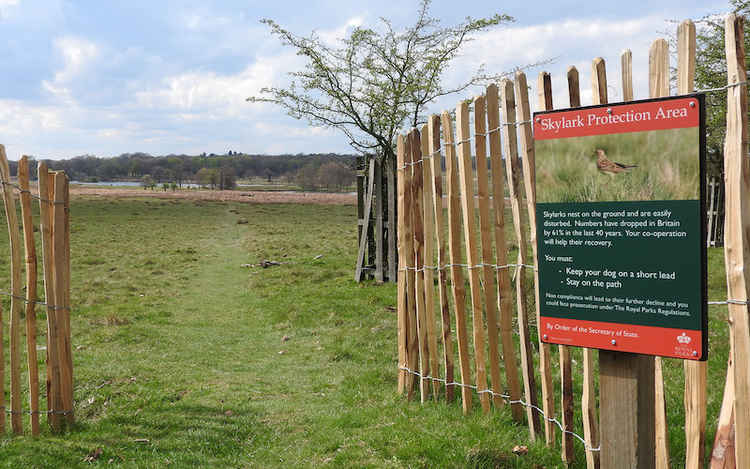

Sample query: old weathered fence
[356,155,397,282]
[0,146,74,434]
[396,16,749,469]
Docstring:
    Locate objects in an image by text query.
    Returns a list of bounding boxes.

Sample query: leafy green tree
[693,0,750,178]
[141,174,155,190]
[248,0,523,163]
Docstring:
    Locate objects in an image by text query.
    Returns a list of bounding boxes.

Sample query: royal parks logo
[677,332,692,345]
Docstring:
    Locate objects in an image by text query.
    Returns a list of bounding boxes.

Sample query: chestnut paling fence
[395,16,750,469]
[0,147,74,435]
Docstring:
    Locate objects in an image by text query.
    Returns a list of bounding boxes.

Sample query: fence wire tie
[0,290,71,311]
[708,299,749,305]
[398,366,600,453]
[697,80,747,94]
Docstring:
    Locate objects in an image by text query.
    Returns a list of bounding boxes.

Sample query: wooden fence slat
[410,129,431,403]
[486,83,523,421]
[565,65,590,467]
[649,38,672,469]
[710,350,736,469]
[441,110,473,414]
[0,146,24,434]
[723,13,750,468]
[355,161,376,281]
[677,19,707,469]
[53,172,74,424]
[584,58,605,469]
[396,136,409,394]
[387,158,397,282]
[375,159,384,282]
[455,101,491,413]
[420,124,442,400]
[62,175,73,424]
[518,70,555,445]
[473,96,503,408]
[500,78,541,435]
[428,114,455,402]
[18,156,40,435]
[536,69,574,462]
[37,164,62,431]
[622,49,634,101]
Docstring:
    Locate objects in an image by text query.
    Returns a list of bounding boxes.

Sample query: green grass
[0,196,734,468]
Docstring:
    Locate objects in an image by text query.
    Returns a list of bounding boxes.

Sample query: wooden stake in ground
[621,49,634,101]
[355,161,376,282]
[566,65,592,468]
[677,19,707,469]
[472,96,503,408]
[53,172,74,424]
[409,129,431,403]
[500,78,541,436]
[711,346,736,469]
[486,83,523,422]
[441,110,473,414]
[18,156,40,435]
[38,164,62,431]
[428,114,455,402]
[723,13,750,469]
[396,135,411,394]
[420,124,442,400]
[0,148,23,433]
[649,37,671,469]
[402,137,419,400]
[596,55,655,469]
[0,147,25,434]
[517,70,555,445]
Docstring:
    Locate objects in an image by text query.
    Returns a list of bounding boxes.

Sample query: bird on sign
[594,148,637,175]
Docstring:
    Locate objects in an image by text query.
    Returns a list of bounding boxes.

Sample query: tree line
[7,151,358,191]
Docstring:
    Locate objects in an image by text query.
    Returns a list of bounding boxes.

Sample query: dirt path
[69,186,356,205]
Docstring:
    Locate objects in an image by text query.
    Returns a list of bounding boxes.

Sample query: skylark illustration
[595,148,637,175]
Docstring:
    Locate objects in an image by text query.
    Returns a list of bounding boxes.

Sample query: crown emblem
[677,333,691,344]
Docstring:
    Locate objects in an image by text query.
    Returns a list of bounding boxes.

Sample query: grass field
[0,195,735,468]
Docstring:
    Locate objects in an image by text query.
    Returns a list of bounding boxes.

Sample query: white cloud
[318,16,365,45]
[436,15,673,114]
[42,36,100,102]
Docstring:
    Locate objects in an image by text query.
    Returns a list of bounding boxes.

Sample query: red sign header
[534,96,700,140]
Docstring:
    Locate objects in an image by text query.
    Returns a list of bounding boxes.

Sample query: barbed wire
[398,365,600,453]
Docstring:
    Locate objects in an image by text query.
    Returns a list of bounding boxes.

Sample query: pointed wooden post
[723,14,750,469]
[596,56,655,469]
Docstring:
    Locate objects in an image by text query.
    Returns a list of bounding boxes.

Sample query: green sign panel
[533,95,707,360]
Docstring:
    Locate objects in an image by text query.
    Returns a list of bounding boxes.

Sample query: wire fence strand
[399,366,601,453]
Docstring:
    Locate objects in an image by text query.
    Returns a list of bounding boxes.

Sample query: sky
[0,0,729,161]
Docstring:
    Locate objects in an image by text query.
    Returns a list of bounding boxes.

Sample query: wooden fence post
[723,13,750,468]
[18,156,40,435]
[455,100,491,413]
[517,70,555,445]
[410,129,431,403]
[420,124,442,400]
[0,146,24,434]
[486,84,523,422]
[677,19,707,469]
[428,115,456,403]
[38,164,62,432]
[500,78,541,436]
[442,111,473,414]
[595,56,655,469]
[375,159,384,282]
[396,136,411,394]
[565,65,599,469]
[473,96,504,408]
[649,37,672,469]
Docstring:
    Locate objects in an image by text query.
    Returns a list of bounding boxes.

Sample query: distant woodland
[7,151,358,191]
